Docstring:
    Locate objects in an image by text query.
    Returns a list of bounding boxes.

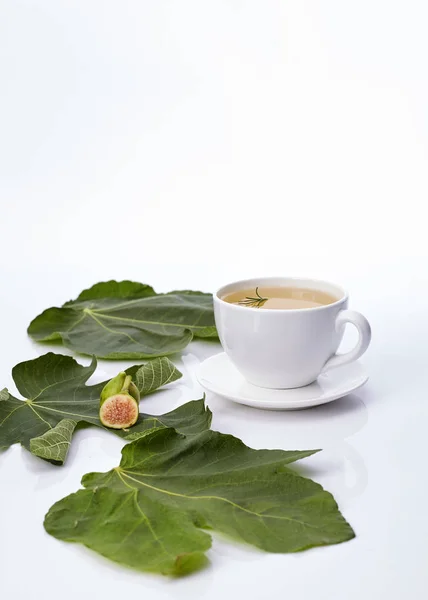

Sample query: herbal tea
[222,286,338,309]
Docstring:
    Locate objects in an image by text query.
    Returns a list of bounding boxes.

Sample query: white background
[1,1,427,599]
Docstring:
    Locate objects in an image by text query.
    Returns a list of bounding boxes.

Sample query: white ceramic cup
[214,277,371,389]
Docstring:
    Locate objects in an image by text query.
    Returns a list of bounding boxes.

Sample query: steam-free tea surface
[222,286,338,309]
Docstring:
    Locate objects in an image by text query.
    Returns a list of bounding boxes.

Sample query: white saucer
[196,352,369,410]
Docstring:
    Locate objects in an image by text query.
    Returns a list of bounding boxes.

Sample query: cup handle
[323,309,371,372]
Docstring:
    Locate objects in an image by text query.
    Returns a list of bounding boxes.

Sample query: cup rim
[215,276,348,313]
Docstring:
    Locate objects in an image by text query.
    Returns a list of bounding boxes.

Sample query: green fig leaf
[30,419,78,464]
[135,357,182,395]
[28,280,217,359]
[68,281,156,303]
[0,353,211,464]
[44,428,354,576]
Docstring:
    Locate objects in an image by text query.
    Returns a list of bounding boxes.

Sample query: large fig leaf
[28,280,217,359]
[44,428,355,576]
[0,353,211,464]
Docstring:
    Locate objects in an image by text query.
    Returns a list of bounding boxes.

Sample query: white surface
[1,1,428,599]
[214,276,371,387]
[197,353,368,409]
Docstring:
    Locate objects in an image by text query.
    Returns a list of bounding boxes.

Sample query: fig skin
[99,372,140,429]
[128,380,140,403]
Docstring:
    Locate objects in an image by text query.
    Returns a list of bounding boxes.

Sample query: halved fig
[99,372,140,429]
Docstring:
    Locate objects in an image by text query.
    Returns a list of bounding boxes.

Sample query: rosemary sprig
[237,287,268,308]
